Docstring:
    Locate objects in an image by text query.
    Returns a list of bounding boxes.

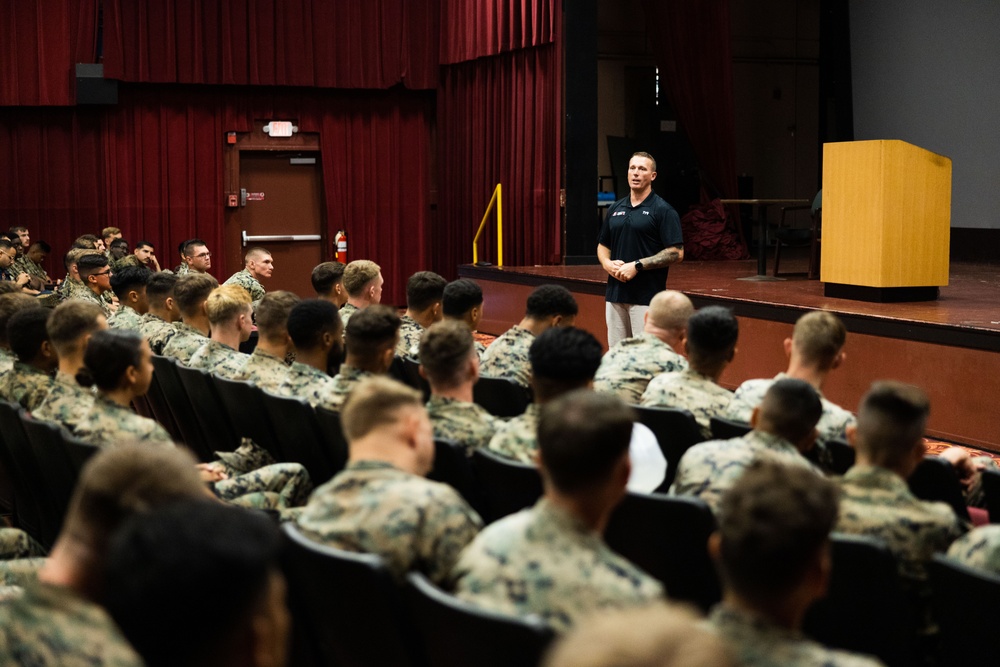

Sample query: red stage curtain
[0,0,100,106]
[439,0,558,64]
[437,44,563,274]
[641,0,739,204]
[102,0,439,90]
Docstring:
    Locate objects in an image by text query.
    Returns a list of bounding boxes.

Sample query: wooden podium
[821,140,951,301]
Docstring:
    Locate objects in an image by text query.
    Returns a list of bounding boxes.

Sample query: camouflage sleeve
[419,488,484,585]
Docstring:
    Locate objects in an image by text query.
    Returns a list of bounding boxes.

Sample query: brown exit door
[237,152,325,298]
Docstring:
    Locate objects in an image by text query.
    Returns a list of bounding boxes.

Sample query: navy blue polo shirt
[597,191,683,305]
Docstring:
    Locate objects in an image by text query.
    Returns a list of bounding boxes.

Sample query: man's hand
[149,254,161,272]
[15,272,30,287]
[616,262,638,282]
[196,462,229,483]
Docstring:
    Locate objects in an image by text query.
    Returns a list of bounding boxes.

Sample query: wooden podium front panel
[822,140,951,288]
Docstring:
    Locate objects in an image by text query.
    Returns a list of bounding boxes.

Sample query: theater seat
[470,448,543,524]
[473,376,532,418]
[709,416,752,441]
[929,554,1000,664]
[631,406,704,490]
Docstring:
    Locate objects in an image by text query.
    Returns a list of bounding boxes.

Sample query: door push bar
[241,231,322,246]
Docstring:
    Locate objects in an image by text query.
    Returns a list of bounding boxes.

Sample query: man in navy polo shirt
[597,152,684,347]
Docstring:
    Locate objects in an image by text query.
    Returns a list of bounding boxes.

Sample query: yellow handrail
[472,183,503,267]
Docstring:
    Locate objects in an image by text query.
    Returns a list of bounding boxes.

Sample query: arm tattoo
[641,247,682,270]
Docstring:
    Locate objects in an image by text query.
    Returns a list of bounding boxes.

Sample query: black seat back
[390,356,431,401]
[908,456,970,523]
[982,468,1000,523]
[404,571,554,667]
[314,408,349,474]
[632,406,705,490]
[473,376,531,418]
[260,392,341,485]
[20,415,81,546]
[929,554,1000,664]
[470,448,543,524]
[282,523,419,667]
[427,439,483,517]
[174,364,240,455]
[825,438,856,475]
[803,534,918,667]
[0,401,49,545]
[709,416,751,440]
[142,361,183,442]
[151,355,214,461]
[605,492,720,612]
[212,376,286,462]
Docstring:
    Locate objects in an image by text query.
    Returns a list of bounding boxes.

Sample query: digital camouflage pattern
[946,525,1000,576]
[174,262,190,276]
[13,256,49,283]
[0,582,144,667]
[223,268,265,303]
[478,325,535,388]
[486,403,541,464]
[213,461,313,509]
[0,558,46,588]
[593,333,688,404]
[474,340,487,362]
[187,339,249,380]
[640,367,732,437]
[327,364,375,412]
[338,302,358,329]
[56,277,88,303]
[276,361,340,411]
[0,348,14,376]
[670,430,820,514]
[451,498,663,631]
[69,288,113,319]
[110,254,143,272]
[426,394,503,452]
[707,606,885,667]
[138,313,177,355]
[725,374,856,444]
[32,371,96,434]
[106,304,142,331]
[234,348,290,391]
[396,315,424,359]
[297,460,482,584]
[73,394,175,448]
[159,322,209,365]
[0,529,44,560]
[213,439,277,476]
[0,362,54,412]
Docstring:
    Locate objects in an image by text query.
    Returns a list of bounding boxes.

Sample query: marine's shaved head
[647,290,693,331]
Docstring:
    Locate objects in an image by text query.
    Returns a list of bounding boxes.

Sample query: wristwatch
[634,260,644,271]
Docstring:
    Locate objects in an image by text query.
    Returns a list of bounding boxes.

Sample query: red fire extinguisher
[335,230,347,264]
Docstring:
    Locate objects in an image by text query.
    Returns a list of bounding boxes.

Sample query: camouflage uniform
[339,302,358,329]
[110,254,143,272]
[213,462,313,509]
[640,368,731,438]
[706,605,885,667]
[670,430,820,514]
[946,525,1000,576]
[32,371,96,435]
[234,348,290,392]
[276,361,340,411]
[451,498,663,631]
[0,557,46,590]
[56,277,88,303]
[0,582,144,666]
[479,325,535,388]
[726,373,856,443]
[174,262,190,276]
[223,268,265,302]
[71,287,113,319]
[73,394,175,448]
[474,340,487,362]
[486,404,541,463]
[15,256,49,283]
[327,365,374,412]
[106,304,143,331]
[138,312,178,355]
[159,322,209,365]
[187,340,249,379]
[0,362,53,412]
[0,529,44,560]
[594,333,688,404]
[297,460,482,584]
[426,394,503,452]
[396,315,424,359]
[0,347,14,376]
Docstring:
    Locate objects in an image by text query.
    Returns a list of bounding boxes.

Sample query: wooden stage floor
[459,259,1000,451]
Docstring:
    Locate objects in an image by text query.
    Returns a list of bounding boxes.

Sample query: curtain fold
[102,0,439,89]
[439,0,557,64]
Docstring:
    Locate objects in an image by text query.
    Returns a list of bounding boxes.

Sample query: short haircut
[0,293,42,346]
[0,238,13,252]
[758,378,823,444]
[73,233,101,249]
[7,307,51,361]
[406,271,447,311]
[344,305,400,363]
[77,329,144,392]
[342,259,381,297]
[525,284,578,319]
[792,311,846,367]
[543,603,733,667]
[685,306,738,371]
[145,271,179,308]
[47,300,106,355]
[8,226,27,235]
[65,247,99,271]
[648,290,694,332]
[61,444,205,583]
[0,282,20,295]
[77,252,110,279]
[341,376,422,442]
[182,239,207,257]
[419,321,475,388]
[855,381,930,469]
[103,500,283,667]
[255,291,301,341]
[717,460,839,603]
[311,261,346,295]
[204,284,252,326]
[30,240,51,254]
[287,299,341,351]
[110,265,152,301]
[442,279,484,317]
[244,246,270,263]
[134,240,154,251]
[538,389,633,494]
[109,238,129,252]
[529,326,602,401]
[101,226,122,240]
[631,151,658,173]
[173,273,219,318]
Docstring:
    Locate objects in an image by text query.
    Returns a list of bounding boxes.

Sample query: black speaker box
[75,63,118,105]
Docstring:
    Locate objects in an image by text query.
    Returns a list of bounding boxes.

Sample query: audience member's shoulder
[947,525,1000,576]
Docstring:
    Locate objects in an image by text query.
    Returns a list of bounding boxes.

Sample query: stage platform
[459,259,1000,453]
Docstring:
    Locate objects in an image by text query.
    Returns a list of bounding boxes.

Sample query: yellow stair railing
[472,183,503,267]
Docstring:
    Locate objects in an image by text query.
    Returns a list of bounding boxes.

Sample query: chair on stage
[631,406,704,491]
[470,448,543,524]
[773,190,822,279]
[473,376,532,418]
